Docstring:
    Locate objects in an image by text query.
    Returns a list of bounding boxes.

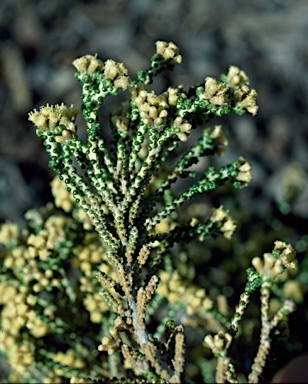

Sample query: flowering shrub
[0,41,297,383]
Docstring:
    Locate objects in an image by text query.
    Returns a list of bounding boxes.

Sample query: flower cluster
[204,77,229,106]
[28,103,78,143]
[133,87,169,127]
[155,41,182,65]
[72,55,130,90]
[252,240,297,280]
[0,203,113,382]
[226,65,259,115]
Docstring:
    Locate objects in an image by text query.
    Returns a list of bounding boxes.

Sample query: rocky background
[0,0,308,380]
[1,0,308,223]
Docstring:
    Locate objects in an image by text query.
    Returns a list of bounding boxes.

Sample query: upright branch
[205,241,297,384]
[28,41,259,382]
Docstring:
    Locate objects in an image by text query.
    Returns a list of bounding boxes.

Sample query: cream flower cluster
[133,88,169,127]
[155,41,182,65]
[204,331,232,356]
[173,116,192,142]
[28,103,78,143]
[204,77,229,106]
[226,66,258,116]
[157,270,213,315]
[210,206,236,240]
[236,156,252,187]
[252,240,297,280]
[72,54,130,89]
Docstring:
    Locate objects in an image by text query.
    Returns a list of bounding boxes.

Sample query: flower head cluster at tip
[201,65,258,116]
[173,116,192,142]
[204,331,232,356]
[72,54,130,90]
[252,240,297,280]
[209,206,236,240]
[226,65,259,116]
[131,84,192,140]
[132,86,169,127]
[235,156,252,187]
[204,77,229,106]
[28,103,78,143]
[155,41,182,65]
[72,54,104,75]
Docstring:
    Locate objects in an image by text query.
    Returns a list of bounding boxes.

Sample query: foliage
[0,41,298,383]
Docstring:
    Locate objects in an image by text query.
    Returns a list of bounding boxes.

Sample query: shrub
[0,41,297,383]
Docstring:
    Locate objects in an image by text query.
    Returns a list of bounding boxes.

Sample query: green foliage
[0,41,298,383]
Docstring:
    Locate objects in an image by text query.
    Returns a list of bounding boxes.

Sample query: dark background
[1,0,308,224]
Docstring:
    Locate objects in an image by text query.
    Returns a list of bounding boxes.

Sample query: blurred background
[1,0,308,380]
[1,0,308,224]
